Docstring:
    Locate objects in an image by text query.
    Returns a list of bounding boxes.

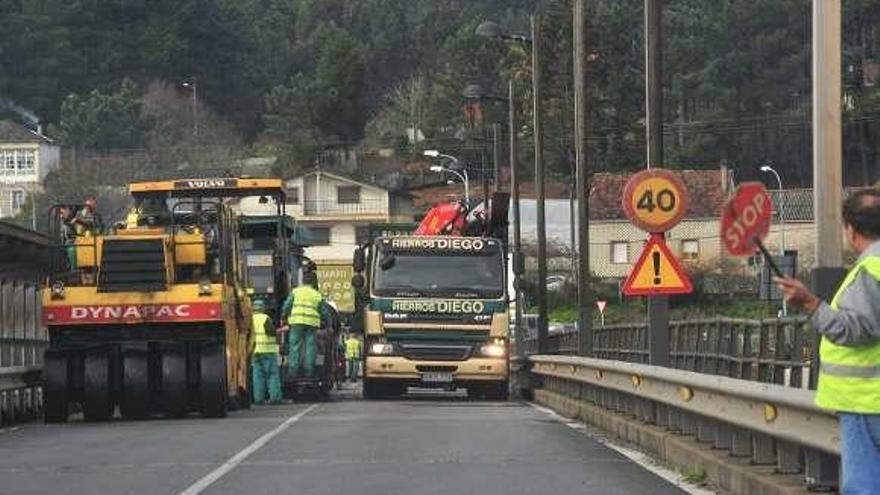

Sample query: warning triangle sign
[622,233,694,296]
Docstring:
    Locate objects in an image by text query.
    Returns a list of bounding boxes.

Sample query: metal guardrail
[518,352,840,490]
[527,316,815,389]
[0,280,46,425]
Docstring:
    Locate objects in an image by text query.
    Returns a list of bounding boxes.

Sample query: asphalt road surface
[0,387,686,495]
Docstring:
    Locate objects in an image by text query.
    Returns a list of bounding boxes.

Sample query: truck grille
[415,365,458,373]
[98,239,167,292]
[400,343,472,361]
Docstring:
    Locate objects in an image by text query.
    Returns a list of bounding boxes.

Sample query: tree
[53,79,143,150]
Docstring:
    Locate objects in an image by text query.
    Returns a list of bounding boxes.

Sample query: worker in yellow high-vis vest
[775,189,880,495]
[345,332,362,382]
[250,299,282,404]
[280,272,330,378]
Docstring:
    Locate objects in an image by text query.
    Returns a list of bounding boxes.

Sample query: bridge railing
[0,279,46,425]
[515,316,836,492]
[525,316,815,388]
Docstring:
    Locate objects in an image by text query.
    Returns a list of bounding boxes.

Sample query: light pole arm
[445,169,469,204]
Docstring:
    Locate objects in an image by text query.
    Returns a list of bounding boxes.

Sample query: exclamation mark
[652,251,661,285]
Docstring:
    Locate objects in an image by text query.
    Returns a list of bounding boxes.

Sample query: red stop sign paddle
[721,182,783,277]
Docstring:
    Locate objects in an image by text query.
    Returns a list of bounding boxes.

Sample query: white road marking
[177,404,319,495]
[528,403,717,495]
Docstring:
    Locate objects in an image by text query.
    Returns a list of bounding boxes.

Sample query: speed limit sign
[622,169,689,232]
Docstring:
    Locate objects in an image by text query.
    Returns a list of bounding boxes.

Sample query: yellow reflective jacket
[815,254,880,413]
[345,337,362,360]
[287,286,323,328]
[252,313,278,355]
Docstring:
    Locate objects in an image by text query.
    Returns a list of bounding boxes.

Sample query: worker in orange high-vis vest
[250,299,282,404]
[775,189,880,495]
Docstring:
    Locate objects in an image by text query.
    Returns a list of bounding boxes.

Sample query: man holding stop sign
[774,190,880,494]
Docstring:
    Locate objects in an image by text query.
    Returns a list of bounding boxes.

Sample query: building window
[610,242,629,264]
[287,187,299,205]
[10,190,24,214]
[337,186,361,204]
[681,239,700,260]
[355,225,371,245]
[0,149,36,176]
[309,227,331,246]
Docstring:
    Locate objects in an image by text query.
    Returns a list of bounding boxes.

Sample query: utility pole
[574,0,592,356]
[811,0,846,387]
[510,80,525,359]
[645,0,668,366]
[532,15,549,354]
[492,123,501,193]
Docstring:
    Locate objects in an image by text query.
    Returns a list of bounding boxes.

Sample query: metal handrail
[528,354,837,454]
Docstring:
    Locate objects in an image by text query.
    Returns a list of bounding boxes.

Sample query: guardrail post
[654,403,668,427]
[667,406,682,433]
[1,278,9,368]
[775,440,803,474]
[635,398,655,424]
[804,449,839,490]
[729,426,753,458]
[752,433,776,465]
[789,319,806,388]
[696,417,715,443]
[713,422,731,450]
[680,411,697,436]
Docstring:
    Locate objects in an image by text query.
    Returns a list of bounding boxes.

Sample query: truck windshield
[373,251,504,298]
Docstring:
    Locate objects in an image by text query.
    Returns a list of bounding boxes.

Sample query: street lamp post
[182,77,198,139]
[462,84,507,194]
[529,15,549,355]
[508,80,525,358]
[424,151,470,203]
[476,17,547,354]
[761,164,787,317]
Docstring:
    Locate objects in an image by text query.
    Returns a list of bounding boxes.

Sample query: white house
[239,170,416,263]
[0,121,60,218]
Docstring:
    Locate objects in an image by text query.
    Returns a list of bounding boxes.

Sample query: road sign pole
[645,0,668,367]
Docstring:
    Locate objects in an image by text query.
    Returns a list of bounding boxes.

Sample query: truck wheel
[362,378,380,400]
[44,353,69,423]
[161,349,188,418]
[120,350,149,419]
[199,343,228,418]
[83,351,114,421]
[467,384,485,400]
[485,382,509,401]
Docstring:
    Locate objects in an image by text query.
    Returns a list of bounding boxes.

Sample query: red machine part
[414,201,468,236]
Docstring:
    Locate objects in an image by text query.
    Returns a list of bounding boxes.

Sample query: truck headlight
[370,343,395,355]
[480,343,506,358]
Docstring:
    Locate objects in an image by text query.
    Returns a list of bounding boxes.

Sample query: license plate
[421,372,453,383]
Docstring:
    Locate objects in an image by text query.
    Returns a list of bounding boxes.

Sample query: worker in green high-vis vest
[251,299,282,404]
[775,189,880,495]
[281,271,331,378]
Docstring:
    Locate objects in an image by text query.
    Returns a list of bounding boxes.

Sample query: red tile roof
[406,168,727,220]
[590,169,726,220]
[406,180,571,209]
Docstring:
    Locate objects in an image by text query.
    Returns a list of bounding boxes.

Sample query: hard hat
[252,299,266,311]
